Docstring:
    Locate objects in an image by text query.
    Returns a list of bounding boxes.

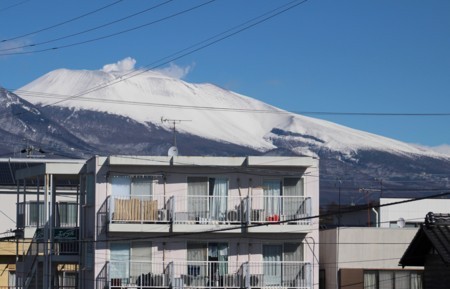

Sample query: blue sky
[1,0,449,148]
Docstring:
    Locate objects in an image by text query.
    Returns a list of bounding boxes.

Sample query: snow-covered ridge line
[16,66,447,159]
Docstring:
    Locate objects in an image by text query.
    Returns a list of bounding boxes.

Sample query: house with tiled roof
[400,212,450,288]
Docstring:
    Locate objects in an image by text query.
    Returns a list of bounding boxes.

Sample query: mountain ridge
[16,67,447,160]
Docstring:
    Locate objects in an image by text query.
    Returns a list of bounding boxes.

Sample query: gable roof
[399,212,450,267]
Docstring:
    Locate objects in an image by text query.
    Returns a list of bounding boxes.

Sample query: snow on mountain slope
[15,60,445,158]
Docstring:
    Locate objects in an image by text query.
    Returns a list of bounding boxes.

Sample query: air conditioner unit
[158,209,168,221]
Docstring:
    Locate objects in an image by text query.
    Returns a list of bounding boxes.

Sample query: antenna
[161,117,191,156]
[21,142,46,158]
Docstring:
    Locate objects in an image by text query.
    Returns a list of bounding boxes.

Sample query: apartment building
[81,155,319,289]
[14,159,85,289]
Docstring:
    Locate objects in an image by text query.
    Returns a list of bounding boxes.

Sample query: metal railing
[99,260,311,289]
[109,195,171,224]
[243,261,311,289]
[18,227,45,289]
[106,195,311,226]
[107,261,169,288]
[172,195,245,224]
[248,196,311,225]
[96,262,108,289]
[97,197,109,236]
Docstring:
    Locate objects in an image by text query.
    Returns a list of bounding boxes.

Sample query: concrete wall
[320,227,419,289]
[0,194,18,233]
[380,198,450,228]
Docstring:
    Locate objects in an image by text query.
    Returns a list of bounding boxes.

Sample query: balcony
[107,195,172,233]
[246,195,311,233]
[104,195,311,233]
[98,260,311,289]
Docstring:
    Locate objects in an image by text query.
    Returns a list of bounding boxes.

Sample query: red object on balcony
[266,214,279,222]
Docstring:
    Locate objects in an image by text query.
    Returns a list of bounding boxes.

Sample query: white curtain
[110,243,130,280]
[8,271,15,287]
[411,272,422,289]
[283,243,303,286]
[264,180,281,218]
[131,241,152,278]
[210,178,228,221]
[364,272,377,289]
[263,245,282,286]
[110,176,131,220]
[187,243,207,275]
[29,202,45,227]
[188,177,208,220]
[379,271,393,289]
[131,177,152,199]
[57,202,77,227]
[212,243,228,276]
[395,271,409,289]
[112,176,131,197]
[283,178,303,221]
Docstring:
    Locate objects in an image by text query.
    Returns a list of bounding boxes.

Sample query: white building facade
[320,227,422,289]
[80,155,320,289]
[379,197,450,228]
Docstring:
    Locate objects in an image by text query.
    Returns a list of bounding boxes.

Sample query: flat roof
[15,162,85,180]
[0,158,85,185]
[108,155,316,168]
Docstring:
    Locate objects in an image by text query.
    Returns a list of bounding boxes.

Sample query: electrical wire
[14,190,450,245]
[0,0,174,52]
[6,0,308,113]
[0,0,216,56]
[1,0,124,43]
[0,0,30,13]
[11,88,450,117]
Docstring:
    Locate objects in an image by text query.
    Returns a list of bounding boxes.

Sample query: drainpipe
[372,207,379,228]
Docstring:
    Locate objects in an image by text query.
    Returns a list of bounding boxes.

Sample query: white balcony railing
[248,196,311,225]
[107,195,311,226]
[107,261,169,288]
[109,195,171,224]
[100,260,311,289]
[170,261,243,288]
[243,261,311,289]
[172,195,244,224]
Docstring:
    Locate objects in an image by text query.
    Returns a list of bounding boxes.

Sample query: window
[187,242,228,286]
[110,176,154,221]
[8,271,15,288]
[110,241,152,285]
[187,177,228,221]
[263,178,304,222]
[363,270,423,289]
[263,243,304,287]
[28,201,45,227]
[58,271,77,289]
[57,202,77,227]
[111,176,153,198]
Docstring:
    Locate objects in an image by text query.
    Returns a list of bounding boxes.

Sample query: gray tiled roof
[400,212,450,266]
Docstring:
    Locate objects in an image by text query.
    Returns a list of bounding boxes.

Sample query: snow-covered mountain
[0,86,94,158]
[16,66,445,160]
[2,60,449,208]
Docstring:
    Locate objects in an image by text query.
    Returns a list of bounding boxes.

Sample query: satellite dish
[168,146,179,157]
[397,217,406,228]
